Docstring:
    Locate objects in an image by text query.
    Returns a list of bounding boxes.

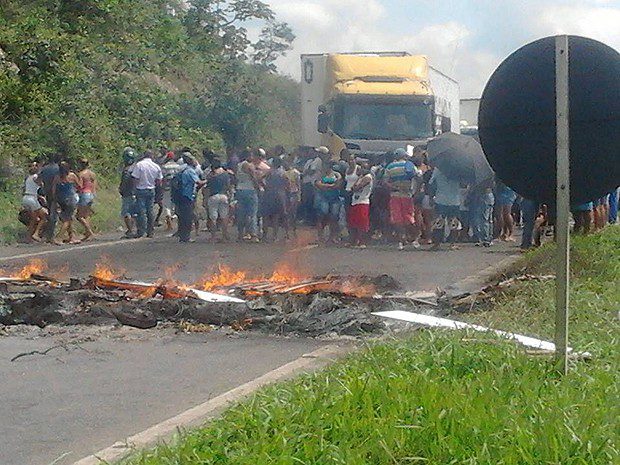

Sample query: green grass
[123,228,620,465]
[0,180,121,244]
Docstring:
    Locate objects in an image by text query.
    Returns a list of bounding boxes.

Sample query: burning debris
[0,259,411,337]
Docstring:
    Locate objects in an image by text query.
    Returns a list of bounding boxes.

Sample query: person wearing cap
[119,148,137,238]
[76,158,97,242]
[176,154,207,243]
[131,150,163,238]
[384,148,419,250]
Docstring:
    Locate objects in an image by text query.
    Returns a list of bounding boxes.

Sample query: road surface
[0,231,519,465]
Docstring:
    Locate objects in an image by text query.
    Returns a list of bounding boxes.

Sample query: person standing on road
[520,198,539,250]
[495,181,517,242]
[160,152,181,232]
[314,161,342,244]
[205,159,231,242]
[429,167,461,250]
[470,180,495,247]
[348,163,373,248]
[119,148,137,238]
[131,150,162,238]
[261,157,287,242]
[385,148,417,250]
[235,150,264,242]
[609,188,619,224]
[283,157,301,238]
[301,147,328,225]
[38,153,61,243]
[177,154,206,243]
[76,158,97,242]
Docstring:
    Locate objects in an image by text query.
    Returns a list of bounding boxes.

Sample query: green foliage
[123,227,619,465]
[0,0,299,172]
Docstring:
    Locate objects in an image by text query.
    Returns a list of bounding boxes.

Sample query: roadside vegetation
[123,226,619,465]
[0,0,300,242]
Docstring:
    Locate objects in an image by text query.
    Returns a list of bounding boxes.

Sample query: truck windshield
[334,100,433,140]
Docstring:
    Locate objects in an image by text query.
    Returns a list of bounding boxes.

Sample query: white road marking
[0,238,144,263]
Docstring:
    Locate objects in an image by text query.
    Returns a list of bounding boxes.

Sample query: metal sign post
[554,35,570,374]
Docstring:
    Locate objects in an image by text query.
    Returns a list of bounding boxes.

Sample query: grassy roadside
[0,181,121,244]
[124,228,619,465]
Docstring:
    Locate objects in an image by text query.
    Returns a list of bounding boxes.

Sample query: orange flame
[198,265,248,291]
[92,256,123,281]
[11,259,46,280]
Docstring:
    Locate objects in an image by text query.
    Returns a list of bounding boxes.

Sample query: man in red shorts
[384,148,419,250]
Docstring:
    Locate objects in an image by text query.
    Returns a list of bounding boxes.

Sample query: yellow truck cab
[301,52,459,157]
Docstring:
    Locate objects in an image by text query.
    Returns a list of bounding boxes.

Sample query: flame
[268,262,306,285]
[92,256,123,281]
[198,265,248,291]
[11,259,46,280]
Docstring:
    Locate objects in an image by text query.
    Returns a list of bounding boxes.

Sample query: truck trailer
[300,52,459,156]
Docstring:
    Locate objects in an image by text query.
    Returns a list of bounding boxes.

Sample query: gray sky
[266,0,620,97]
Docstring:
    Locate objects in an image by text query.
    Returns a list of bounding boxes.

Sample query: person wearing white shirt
[131,151,163,238]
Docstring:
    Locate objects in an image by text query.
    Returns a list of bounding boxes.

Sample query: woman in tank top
[21,162,48,242]
[53,161,82,245]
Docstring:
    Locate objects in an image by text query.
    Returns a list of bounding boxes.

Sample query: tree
[252,21,295,72]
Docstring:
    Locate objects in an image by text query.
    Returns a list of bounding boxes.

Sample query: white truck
[300,52,459,157]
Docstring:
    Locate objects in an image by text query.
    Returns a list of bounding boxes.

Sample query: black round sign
[479,35,620,205]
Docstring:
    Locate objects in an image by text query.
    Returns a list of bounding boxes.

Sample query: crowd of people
[19,155,97,244]
[20,145,619,248]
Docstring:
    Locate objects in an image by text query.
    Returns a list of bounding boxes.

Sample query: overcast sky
[267,0,620,98]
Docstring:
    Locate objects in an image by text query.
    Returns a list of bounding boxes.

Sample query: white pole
[554,35,570,375]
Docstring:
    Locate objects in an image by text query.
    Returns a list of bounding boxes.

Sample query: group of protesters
[20,145,619,248]
[113,144,620,248]
[19,154,97,244]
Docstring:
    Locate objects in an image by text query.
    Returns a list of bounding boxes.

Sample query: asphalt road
[0,231,519,465]
[0,229,518,292]
[1,327,327,465]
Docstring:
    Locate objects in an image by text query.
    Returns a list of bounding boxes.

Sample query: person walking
[76,158,97,241]
[21,161,48,243]
[131,150,162,238]
[53,161,81,245]
[38,153,60,243]
[176,154,206,243]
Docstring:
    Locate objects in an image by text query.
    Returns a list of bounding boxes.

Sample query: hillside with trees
[0,0,300,177]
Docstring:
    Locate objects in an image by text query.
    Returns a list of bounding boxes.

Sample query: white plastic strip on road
[373,310,589,355]
[190,288,246,303]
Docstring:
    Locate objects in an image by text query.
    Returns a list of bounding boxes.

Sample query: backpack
[170,168,187,203]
